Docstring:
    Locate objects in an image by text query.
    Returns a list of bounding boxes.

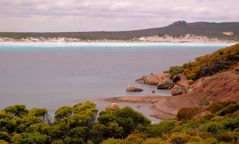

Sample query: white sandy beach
[0,34,237,46]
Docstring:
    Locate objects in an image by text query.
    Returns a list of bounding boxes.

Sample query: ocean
[0,43,230,121]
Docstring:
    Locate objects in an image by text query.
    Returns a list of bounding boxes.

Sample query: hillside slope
[105,69,239,119]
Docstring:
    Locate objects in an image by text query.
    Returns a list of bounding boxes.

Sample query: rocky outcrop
[104,71,239,119]
[157,78,174,89]
[174,74,191,90]
[171,85,186,96]
[126,85,143,92]
[136,72,171,85]
[137,72,195,95]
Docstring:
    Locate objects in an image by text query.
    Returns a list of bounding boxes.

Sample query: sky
[0,0,238,32]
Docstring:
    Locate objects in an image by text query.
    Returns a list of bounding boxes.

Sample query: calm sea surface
[0,43,230,120]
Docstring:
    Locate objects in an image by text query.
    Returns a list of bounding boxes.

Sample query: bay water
[0,43,229,121]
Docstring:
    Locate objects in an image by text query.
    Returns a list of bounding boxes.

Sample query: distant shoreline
[0,40,236,47]
[0,34,238,46]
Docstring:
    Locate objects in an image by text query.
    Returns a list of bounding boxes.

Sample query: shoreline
[99,96,182,120]
[101,69,239,120]
[0,36,237,46]
[0,41,236,47]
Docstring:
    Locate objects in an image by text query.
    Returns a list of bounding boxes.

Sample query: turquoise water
[0,43,229,51]
[0,43,230,120]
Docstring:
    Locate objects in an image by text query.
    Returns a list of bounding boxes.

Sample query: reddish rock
[126,85,143,92]
[171,85,186,96]
[157,78,174,89]
[138,72,171,85]
[188,80,194,85]
[107,103,120,111]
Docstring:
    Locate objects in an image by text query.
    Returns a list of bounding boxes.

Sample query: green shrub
[199,121,224,134]
[203,138,218,144]
[219,103,239,116]
[169,66,184,76]
[101,138,125,144]
[4,105,28,117]
[0,140,9,144]
[64,137,84,144]
[177,107,200,121]
[98,107,151,138]
[102,133,144,144]
[143,120,175,137]
[54,106,73,121]
[214,131,237,142]
[222,116,239,130]
[167,132,190,144]
[52,139,64,144]
[12,132,51,144]
[29,108,47,117]
[208,102,224,113]
[142,138,162,144]
[198,60,230,77]
[0,132,10,142]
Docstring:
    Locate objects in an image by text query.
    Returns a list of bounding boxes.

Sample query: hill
[0,21,239,41]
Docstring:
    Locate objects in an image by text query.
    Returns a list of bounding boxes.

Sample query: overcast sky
[0,0,238,32]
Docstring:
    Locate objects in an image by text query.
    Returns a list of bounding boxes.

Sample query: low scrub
[169,44,239,80]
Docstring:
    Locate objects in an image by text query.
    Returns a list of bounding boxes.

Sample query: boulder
[175,74,190,90]
[126,85,143,92]
[137,72,171,85]
[171,85,186,96]
[135,77,145,84]
[143,75,160,85]
[107,103,120,111]
[188,80,194,85]
[172,74,181,82]
[157,78,174,89]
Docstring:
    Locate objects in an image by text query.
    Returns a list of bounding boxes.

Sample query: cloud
[0,0,238,32]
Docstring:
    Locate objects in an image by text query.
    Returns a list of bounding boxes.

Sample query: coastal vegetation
[169,44,239,80]
[1,101,239,143]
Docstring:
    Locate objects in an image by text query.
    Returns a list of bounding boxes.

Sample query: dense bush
[214,131,237,142]
[177,107,200,121]
[169,44,239,79]
[221,116,239,130]
[219,103,239,116]
[143,120,175,137]
[167,132,190,144]
[97,107,151,140]
[208,102,224,113]
[199,121,224,134]
[1,101,239,143]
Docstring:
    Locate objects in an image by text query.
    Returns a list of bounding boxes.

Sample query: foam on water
[0,42,234,49]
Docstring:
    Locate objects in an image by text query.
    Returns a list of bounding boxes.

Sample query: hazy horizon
[1,21,239,33]
[0,0,238,32]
